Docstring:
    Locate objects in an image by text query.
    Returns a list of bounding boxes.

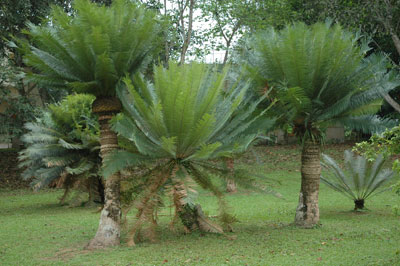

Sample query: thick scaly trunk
[87,98,122,249]
[295,141,321,228]
[172,180,223,234]
[225,158,237,193]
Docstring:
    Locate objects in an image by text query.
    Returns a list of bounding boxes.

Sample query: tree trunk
[390,30,400,57]
[295,141,321,228]
[87,97,122,249]
[172,180,223,233]
[225,158,237,193]
[179,0,195,65]
[354,199,365,210]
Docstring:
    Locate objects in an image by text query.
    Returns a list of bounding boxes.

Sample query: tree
[103,62,274,245]
[19,94,103,205]
[199,0,297,64]
[17,0,161,249]
[247,22,399,227]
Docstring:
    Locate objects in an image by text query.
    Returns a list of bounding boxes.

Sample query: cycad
[17,0,161,248]
[19,94,102,205]
[321,151,393,210]
[104,62,274,246]
[246,21,399,227]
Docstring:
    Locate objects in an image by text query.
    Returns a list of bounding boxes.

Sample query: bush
[321,150,393,210]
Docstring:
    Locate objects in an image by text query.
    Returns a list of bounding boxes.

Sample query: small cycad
[321,150,393,210]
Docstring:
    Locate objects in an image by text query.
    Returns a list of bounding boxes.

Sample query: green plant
[104,62,275,246]
[0,55,36,142]
[19,94,102,205]
[17,0,162,248]
[354,125,400,213]
[321,150,393,210]
[246,21,399,227]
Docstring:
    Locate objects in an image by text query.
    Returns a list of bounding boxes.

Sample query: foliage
[16,0,162,98]
[246,21,399,143]
[18,94,101,204]
[0,55,37,142]
[321,150,394,210]
[105,62,275,242]
[354,125,400,196]
[292,0,400,63]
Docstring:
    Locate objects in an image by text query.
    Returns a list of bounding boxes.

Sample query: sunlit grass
[1,144,399,265]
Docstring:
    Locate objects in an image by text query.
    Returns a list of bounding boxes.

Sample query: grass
[1,144,400,265]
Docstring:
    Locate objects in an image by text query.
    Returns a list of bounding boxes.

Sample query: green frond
[247,21,399,140]
[321,150,393,209]
[19,0,162,97]
[19,94,100,190]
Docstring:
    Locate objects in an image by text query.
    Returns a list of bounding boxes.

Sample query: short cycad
[19,94,102,205]
[321,150,393,210]
[105,62,273,246]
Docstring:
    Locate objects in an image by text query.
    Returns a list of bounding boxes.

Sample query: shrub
[321,150,393,210]
[19,94,102,205]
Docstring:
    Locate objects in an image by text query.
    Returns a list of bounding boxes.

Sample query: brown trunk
[87,97,122,249]
[179,0,195,65]
[390,31,400,57]
[295,141,321,228]
[354,199,365,211]
[172,180,223,234]
[225,158,237,193]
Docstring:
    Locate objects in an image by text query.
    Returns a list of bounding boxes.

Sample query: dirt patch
[41,246,92,262]
[0,149,30,189]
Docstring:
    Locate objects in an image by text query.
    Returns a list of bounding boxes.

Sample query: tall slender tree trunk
[87,97,122,249]
[295,141,321,228]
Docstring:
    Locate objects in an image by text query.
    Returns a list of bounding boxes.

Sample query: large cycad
[104,62,273,246]
[247,22,399,227]
[18,0,161,248]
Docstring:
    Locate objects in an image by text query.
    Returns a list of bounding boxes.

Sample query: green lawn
[1,144,400,265]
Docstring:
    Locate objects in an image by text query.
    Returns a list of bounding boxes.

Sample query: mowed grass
[1,144,400,266]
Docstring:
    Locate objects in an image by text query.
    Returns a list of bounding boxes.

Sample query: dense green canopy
[247,21,399,141]
[17,0,161,97]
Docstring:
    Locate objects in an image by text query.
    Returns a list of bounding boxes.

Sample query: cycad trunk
[225,158,237,193]
[172,180,223,234]
[87,98,122,249]
[295,141,321,228]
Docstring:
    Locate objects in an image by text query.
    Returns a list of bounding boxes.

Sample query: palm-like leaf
[247,22,400,140]
[17,0,161,97]
[19,94,102,204]
[321,150,393,210]
[246,21,399,227]
[104,62,276,243]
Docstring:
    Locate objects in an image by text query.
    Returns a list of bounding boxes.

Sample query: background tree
[17,0,161,249]
[293,0,400,117]
[246,22,399,227]
[199,0,297,64]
